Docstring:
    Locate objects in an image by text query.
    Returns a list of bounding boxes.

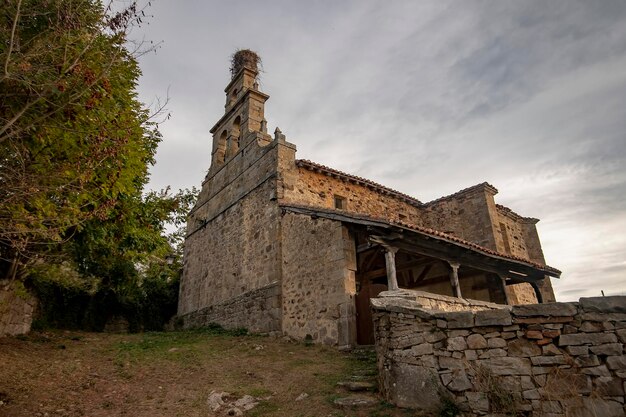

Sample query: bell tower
[208,50,270,174]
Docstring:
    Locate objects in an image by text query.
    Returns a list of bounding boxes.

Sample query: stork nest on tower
[229,49,262,79]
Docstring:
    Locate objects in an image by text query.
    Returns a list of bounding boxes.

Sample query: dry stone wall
[394,289,505,312]
[372,293,626,416]
[0,281,37,336]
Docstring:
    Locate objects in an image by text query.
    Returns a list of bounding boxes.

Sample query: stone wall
[384,290,505,312]
[372,294,626,416]
[0,281,37,336]
[280,213,356,347]
[177,282,281,334]
[281,167,425,226]
[179,181,282,318]
[422,184,499,250]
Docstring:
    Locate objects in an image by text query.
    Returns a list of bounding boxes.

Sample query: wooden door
[355,283,387,345]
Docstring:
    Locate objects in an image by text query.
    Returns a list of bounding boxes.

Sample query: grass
[0,329,426,417]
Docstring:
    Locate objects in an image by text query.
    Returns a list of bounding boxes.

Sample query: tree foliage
[0,0,160,279]
[0,0,194,330]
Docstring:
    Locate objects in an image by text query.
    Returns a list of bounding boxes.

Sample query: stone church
[178,51,561,347]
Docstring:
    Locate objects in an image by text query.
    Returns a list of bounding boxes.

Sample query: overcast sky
[132,0,626,301]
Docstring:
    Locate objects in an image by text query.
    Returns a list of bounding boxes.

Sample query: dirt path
[0,330,418,417]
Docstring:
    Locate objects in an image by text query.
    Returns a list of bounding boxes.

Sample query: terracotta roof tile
[496,204,539,223]
[295,159,423,206]
[425,182,499,206]
[279,203,561,277]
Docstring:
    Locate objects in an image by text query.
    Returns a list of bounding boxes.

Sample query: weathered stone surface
[446,370,473,392]
[594,377,625,396]
[474,309,512,326]
[441,311,474,329]
[566,345,588,356]
[487,337,507,348]
[439,356,464,369]
[531,355,567,366]
[337,381,375,392]
[333,395,378,407]
[480,357,531,375]
[589,343,622,356]
[466,333,487,349]
[565,397,624,417]
[446,336,467,351]
[478,348,507,359]
[411,343,434,356]
[579,296,626,313]
[383,364,441,410]
[575,354,600,367]
[526,330,543,339]
[542,344,561,356]
[606,355,626,370]
[558,332,617,346]
[508,338,541,357]
[580,365,611,377]
[466,391,489,412]
[512,302,578,317]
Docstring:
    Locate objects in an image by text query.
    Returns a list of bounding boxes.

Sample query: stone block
[526,330,543,339]
[466,334,487,349]
[465,350,477,360]
[590,343,623,355]
[446,336,467,351]
[466,391,489,413]
[606,355,626,371]
[480,357,531,375]
[542,344,561,356]
[580,365,611,376]
[474,309,512,326]
[542,329,560,338]
[557,332,617,346]
[384,364,442,410]
[446,370,473,392]
[478,348,507,359]
[574,354,600,367]
[565,397,624,417]
[439,356,464,369]
[580,312,626,322]
[579,296,626,313]
[508,338,542,357]
[617,329,626,343]
[530,355,568,366]
[411,343,434,356]
[512,302,578,317]
[565,345,588,356]
[442,311,474,329]
[487,337,507,348]
[594,377,625,396]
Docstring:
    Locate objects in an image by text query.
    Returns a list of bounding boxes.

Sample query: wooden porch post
[448,261,462,298]
[384,247,399,291]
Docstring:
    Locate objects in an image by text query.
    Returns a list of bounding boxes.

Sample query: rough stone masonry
[372,292,626,416]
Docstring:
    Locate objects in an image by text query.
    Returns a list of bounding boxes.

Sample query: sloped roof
[279,203,561,277]
[295,159,423,206]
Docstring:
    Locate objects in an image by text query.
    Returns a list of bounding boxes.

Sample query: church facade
[177,52,560,347]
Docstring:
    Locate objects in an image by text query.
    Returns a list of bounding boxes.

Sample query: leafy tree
[0,0,195,330]
[0,0,159,280]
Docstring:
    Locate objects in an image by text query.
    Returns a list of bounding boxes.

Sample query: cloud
[133,0,626,301]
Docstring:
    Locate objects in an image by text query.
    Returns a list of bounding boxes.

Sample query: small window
[334,195,346,210]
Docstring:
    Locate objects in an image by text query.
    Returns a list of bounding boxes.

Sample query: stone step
[333,395,379,408]
[337,381,376,392]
